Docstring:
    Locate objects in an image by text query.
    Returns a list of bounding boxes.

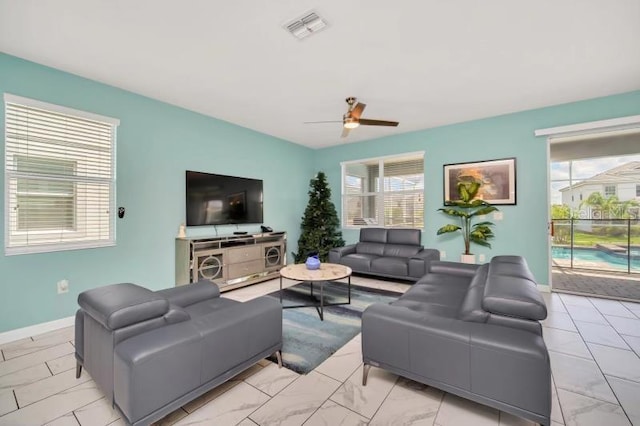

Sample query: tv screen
[186,171,263,226]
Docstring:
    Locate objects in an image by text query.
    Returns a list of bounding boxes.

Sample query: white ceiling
[1,0,639,149]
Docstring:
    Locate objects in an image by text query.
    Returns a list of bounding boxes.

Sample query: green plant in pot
[437,178,498,263]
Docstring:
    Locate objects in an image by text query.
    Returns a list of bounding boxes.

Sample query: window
[341,152,424,228]
[604,185,616,197]
[4,94,119,255]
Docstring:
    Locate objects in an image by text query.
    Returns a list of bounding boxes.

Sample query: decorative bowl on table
[305,255,321,270]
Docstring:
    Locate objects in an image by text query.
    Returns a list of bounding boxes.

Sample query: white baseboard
[0,316,75,345]
[538,284,551,293]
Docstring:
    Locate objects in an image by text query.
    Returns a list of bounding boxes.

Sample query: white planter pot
[460,254,476,264]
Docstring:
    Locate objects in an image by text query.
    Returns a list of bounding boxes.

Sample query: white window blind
[342,152,424,228]
[4,94,119,255]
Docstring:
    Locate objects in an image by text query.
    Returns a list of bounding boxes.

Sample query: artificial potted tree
[437,178,498,263]
[293,171,345,263]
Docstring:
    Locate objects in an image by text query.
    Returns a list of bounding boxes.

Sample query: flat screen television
[186,171,263,226]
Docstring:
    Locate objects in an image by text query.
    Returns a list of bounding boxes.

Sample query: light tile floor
[0,276,639,426]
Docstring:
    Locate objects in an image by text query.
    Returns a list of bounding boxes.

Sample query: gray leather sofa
[328,228,439,281]
[74,281,282,426]
[362,256,551,426]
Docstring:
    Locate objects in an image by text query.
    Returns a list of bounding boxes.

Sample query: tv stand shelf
[175,232,286,292]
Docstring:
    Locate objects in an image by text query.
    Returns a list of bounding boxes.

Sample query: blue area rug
[266,281,401,374]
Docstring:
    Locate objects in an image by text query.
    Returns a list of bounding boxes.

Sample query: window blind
[342,152,424,228]
[4,94,119,255]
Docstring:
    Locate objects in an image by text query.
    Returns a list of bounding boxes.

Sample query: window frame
[4,93,119,255]
[604,184,617,197]
[340,151,425,229]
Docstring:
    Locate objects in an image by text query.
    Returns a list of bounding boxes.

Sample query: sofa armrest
[114,321,202,423]
[156,281,220,308]
[408,248,440,278]
[78,283,169,330]
[427,261,480,277]
[329,244,356,263]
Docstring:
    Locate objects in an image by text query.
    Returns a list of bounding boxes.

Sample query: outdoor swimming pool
[552,246,640,272]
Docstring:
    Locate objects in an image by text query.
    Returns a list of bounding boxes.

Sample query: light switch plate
[493,211,504,221]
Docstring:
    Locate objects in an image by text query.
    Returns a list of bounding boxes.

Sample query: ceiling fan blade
[351,102,366,119]
[358,118,399,127]
[304,120,343,124]
[341,127,351,138]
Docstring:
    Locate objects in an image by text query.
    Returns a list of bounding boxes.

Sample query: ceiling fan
[305,97,399,138]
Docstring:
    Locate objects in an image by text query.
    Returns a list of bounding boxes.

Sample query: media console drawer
[227,259,263,279]
[226,245,262,263]
[175,232,286,290]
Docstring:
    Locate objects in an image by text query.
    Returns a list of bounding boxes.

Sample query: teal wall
[0,54,313,332]
[2,52,639,333]
[314,90,640,286]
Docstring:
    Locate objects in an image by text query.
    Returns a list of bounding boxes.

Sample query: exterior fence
[552,219,640,274]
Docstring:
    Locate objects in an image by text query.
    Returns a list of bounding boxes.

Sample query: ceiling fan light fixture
[344,119,360,129]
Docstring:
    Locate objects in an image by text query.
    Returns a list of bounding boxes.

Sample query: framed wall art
[443,157,516,205]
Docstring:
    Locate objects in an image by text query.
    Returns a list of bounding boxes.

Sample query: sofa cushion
[383,243,421,258]
[483,276,547,321]
[387,228,421,246]
[78,283,169,330]
[371,256,409,277]
[356,242,386,256]
[340,253,379,272]
[360,228,388,243]
[393,282,467,319]
[184,297,239,318]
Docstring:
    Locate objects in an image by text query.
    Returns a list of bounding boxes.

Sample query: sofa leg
[362,363,371,386]
[275,350,283,368]
[75,361,82,379]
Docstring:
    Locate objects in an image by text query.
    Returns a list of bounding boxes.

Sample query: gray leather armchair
[329,228,439,281]
[362,256,551,426]
[75,281,282,426]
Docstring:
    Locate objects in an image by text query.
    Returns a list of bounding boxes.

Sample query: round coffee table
[279,263,352,321]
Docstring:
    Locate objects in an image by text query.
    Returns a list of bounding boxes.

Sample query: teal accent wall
[0,54,313,332]
[313,91,640,286]
[1,51,639,333]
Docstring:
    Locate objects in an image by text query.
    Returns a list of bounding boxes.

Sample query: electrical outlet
[57,280,69,294]
[440,250,446,259]
[493,211,504,221]
[479,254,486,262]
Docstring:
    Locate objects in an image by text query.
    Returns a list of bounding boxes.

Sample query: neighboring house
[560,161,640,218]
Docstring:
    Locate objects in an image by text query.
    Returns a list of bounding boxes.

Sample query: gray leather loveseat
[75,281,282,426]
[362,256,551,425]
[328,228,439,281]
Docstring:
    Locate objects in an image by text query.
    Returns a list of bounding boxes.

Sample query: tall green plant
[437,179,498,255]
[293,171,345,262]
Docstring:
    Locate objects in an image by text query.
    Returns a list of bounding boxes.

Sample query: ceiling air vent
[285,12,328,40]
